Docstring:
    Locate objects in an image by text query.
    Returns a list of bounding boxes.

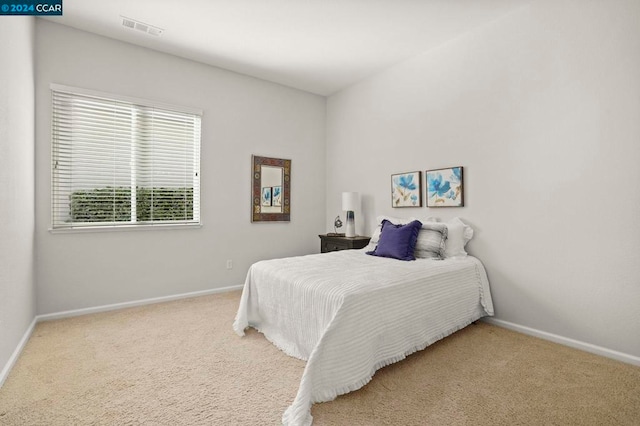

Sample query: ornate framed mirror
[251,155,291,222]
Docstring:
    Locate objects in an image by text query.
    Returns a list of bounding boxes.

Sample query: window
[51,84,201,230]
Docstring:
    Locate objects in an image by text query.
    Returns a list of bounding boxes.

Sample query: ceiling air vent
[121,16,164,37]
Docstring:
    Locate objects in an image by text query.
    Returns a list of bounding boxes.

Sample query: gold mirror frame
[251,155,291,222]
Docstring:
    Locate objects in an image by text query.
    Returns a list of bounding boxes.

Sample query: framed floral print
[261,187,272,207]
[272,186,282,207]
[426,166,464,207]
[391,171,422,207]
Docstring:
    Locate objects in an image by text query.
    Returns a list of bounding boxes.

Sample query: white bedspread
[233,249,494,425]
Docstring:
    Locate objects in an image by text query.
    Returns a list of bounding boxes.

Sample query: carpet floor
[0,291,639,425]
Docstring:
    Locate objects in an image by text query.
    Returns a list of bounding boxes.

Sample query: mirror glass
[260,166,283,213]
[252,155,291,222]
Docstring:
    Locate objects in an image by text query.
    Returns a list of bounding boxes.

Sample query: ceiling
[42,0,530,96]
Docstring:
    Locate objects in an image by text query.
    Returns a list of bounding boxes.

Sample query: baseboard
[37,285,244,322]
[483,317,640,367]
[0,317,37,388]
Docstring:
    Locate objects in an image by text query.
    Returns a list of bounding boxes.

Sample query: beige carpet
[1,291,639,426]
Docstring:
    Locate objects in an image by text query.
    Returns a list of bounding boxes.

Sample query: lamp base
[345,211,356,237]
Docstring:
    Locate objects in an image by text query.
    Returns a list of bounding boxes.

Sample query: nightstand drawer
[323,240,350,252]
[319,234,371,253]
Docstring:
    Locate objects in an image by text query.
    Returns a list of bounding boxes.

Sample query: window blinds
[51,85,201,229]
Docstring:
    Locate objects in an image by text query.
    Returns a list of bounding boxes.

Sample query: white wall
[0,17,36,378]
[35,21,326,314]
[326,0,640,357]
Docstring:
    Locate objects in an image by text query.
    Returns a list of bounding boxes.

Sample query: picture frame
[261,187,272,207]
[426,166,464,207]
[272,186,282,207]
[391,171,422,207]
[251,155,291,222]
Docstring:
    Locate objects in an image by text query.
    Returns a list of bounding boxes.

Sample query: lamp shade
[341,192,360,211]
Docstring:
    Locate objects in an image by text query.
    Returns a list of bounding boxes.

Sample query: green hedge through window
[69,187,194,223]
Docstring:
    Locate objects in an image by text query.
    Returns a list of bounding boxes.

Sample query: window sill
[49,223,202,234]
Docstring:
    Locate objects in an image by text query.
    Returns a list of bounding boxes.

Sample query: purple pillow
[367,219,423,261]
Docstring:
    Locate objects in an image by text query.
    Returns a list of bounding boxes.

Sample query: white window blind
[51,85,201,229]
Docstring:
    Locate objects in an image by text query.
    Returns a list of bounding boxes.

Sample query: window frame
[49,84,203,232]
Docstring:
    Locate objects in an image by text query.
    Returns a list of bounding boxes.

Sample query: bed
[233,241,494,425]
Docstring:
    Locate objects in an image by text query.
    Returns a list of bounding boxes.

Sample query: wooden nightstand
[319,234,371,253]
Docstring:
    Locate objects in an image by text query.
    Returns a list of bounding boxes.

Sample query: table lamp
[341,192,360,238]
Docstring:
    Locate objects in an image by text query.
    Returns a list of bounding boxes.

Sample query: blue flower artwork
[391,171,422,207]
[272,186,282,207]
[261,187,272,207]
[426,166,464,207]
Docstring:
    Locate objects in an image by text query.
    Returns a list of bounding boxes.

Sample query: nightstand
[319,234,371,253]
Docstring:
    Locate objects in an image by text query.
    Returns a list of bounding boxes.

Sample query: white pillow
[414,222,448,259]
[443,217,473,258]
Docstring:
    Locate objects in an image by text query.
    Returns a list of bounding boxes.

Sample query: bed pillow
[414,222,448,259]
[443,217,474,258]
[367,219,422,261]
[367,215,417,251]
[369,216,414,245]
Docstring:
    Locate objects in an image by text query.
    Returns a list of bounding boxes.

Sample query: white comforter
[233,249,494,425]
